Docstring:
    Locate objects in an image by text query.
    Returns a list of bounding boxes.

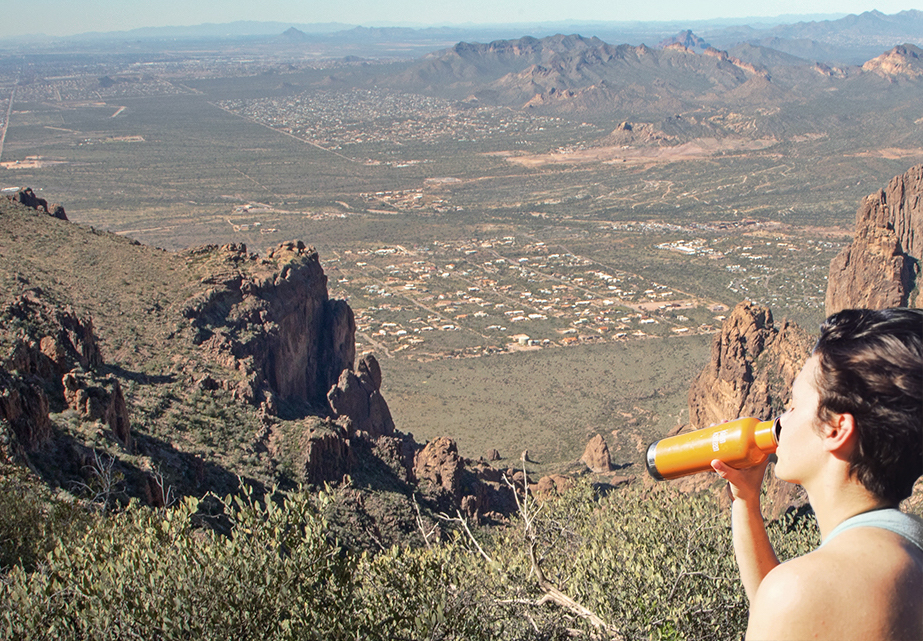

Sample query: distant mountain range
[6,10,921,65]
[363,33,923,123]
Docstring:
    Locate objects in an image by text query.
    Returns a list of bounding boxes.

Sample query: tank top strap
[821,508,923,551]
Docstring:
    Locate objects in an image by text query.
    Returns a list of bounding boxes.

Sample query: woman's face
[774,355,827,485]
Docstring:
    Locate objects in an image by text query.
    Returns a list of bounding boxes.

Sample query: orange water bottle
[645,416,781,480]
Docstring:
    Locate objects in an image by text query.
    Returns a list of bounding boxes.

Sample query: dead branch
[500,452,622,640]
[412,494,437,549]
[435,510,493,565]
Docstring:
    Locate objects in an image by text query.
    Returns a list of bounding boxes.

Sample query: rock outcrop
[0,369,52,454]
[149,238,522,523]
[327,354,395,439]
[3,188,67,220]
[62,370,131,447]
[269,420,356,486]
[686,301,813,430]
[414,436,464,499]
[0,290,118,453]
[408,436,517,520]
[674,301,812,509]
[580,434,613,473]
[182,241,355,412]
[826,164,923,314]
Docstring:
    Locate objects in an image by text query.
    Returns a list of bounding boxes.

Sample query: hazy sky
[12,1,922,38]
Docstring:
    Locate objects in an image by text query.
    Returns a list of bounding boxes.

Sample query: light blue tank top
[820,508,923,551]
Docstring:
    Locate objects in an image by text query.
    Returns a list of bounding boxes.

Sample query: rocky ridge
[826,163,923,314]
[3,187,67,221]
[0,195,518,535]
[861,44,923,79]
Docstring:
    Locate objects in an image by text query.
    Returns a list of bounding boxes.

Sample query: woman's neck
[805,475,895,540]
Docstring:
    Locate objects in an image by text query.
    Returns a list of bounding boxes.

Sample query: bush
[0,463,93,573]
[0,480,820,640]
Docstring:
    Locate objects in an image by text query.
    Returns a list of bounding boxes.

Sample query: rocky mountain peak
[280,27,309,42]
[658,30,711,51]
[861,43,923,78]
[826,163,923,314]
[686,301,813,431]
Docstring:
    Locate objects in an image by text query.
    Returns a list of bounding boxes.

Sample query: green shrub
[1,480,821,640]
[0,463,93,573]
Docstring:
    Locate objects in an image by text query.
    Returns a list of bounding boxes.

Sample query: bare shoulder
[745,553,830,640]
[747,530,923,641]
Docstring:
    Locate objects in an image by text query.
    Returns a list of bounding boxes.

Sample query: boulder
[534,473,575,497]
[414,436,463,499]
[581,434,613,473]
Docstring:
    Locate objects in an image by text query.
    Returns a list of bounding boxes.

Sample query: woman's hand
[711,457,770,503]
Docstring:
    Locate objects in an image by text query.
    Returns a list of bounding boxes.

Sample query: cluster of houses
[326,236,727,359]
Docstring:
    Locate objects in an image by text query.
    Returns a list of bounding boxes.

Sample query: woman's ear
[822,412,857,456]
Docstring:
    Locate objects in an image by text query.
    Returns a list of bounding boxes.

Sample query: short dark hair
[812,308,923,504]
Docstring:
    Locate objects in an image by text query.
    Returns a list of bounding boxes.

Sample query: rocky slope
[826,163,923,314]
[0,195,515,539]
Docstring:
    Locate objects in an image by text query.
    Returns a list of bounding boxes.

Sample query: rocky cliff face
[182,241,355,413]
[826,164,923,314]
[0,289,129,454]
[686,301,813,430]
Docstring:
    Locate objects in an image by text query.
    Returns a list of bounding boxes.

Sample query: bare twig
[434,510,493,564]
[666,516,731,603]
[412,494,437,549]
[73,450,122,515]
[501,452,621,640]
[150,463,176,511]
